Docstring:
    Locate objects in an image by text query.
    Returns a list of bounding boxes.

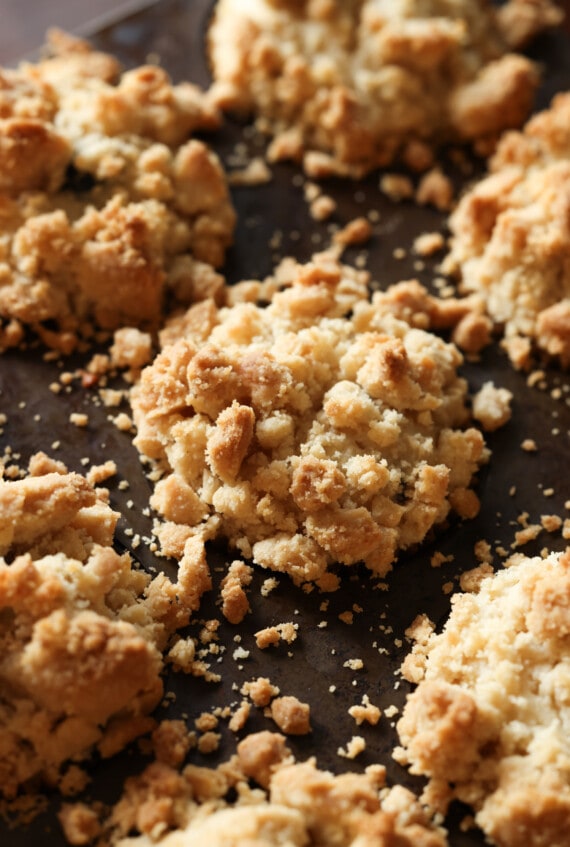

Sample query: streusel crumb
[207,0,556,177]
[0,31,235,350]
[132,255,486,585]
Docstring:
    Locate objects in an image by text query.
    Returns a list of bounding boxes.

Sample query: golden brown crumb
[197,731,221,754]
[151,720,194,767]
[415,168,454,211]
[227,157,272,186]
[310,194,337,221]
[0,33,235,349]
[69,412,89,428]
[270,696,311,735]
[132,255,486,585]
[58,803,102,846]
[255,622,298,649]
[337,735,366,759]
[380,174,414,202]
[241,677,280,708]
[471,382,513,432]
[220,560,253,624]
[348,694,381,726]
[228,701,251,733]
[413,231,446,256]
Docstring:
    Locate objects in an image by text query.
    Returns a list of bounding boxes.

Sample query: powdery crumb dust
[0,30,235,352]
[207,0,559,178]
[397,549,570,847]
[131,254,487,587]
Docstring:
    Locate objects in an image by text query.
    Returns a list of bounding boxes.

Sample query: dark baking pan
[2,2,570,845]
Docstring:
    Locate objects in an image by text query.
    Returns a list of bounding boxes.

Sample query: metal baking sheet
[2,2,570,844]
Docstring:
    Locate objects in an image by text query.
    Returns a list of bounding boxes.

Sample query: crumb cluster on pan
[0,453,211,798]
[207,0,561,178]
[131,253,486,588]
[0,30,235,352]
[60,730,447,846]
[396,549,570,847]
[444,91,570,370]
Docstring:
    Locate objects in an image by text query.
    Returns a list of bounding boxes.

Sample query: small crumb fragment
[242,677,280,708]
[197,731,221,754]
[221,560,253,624]
[337,735,366,759]
[270,696,311,735]
[472,382,513,431]
[415,168,454,210]
[333,216,372,246]
[541,514,562,533]
[379,173,414,202]
[413,231,445,256]
[310,194,337,221]
[69,413,89,428]
[255,622,298,649]
[521,438,538,452]
[228,157,272,186]
[195,712,219,733]
[343,658,364,671]
[459,563,494,592]
[228,701,251,733]
[110,328,153,370]
[152,720,194,767]
[58,803,101,846]
[86,460,117,486]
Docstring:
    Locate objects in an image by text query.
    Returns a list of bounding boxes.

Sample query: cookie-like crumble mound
[70,730,447,846]
[0,30,234,351]
[208,0,559,178]
[132,255,485,587]
[397,549,570,847]
[0,453,211,798]
[444,92,570,369]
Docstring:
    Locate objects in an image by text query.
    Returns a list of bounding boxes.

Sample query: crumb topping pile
[207,0,560,177]
[132,255,485,586]
[444,92,570,370]
[0,31,235,352]
[396,550,570,847]
[0,453,211,799]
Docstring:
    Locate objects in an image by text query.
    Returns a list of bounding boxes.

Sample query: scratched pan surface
[2,2,570,845]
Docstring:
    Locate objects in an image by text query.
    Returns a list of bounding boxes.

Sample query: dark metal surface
[2,3,570,844]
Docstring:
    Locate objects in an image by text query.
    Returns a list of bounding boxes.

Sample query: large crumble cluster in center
[208,0,560,177]
[132,255,485,587]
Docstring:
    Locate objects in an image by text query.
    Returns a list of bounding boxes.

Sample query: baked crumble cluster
[0,30,235,352]
[444,92,570,370]
[60,730,447,846]
[102,732,447,847]
[132,254,486,588]
[207,0,561,178]
[396,549,570,847]
[0,453,211,799]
